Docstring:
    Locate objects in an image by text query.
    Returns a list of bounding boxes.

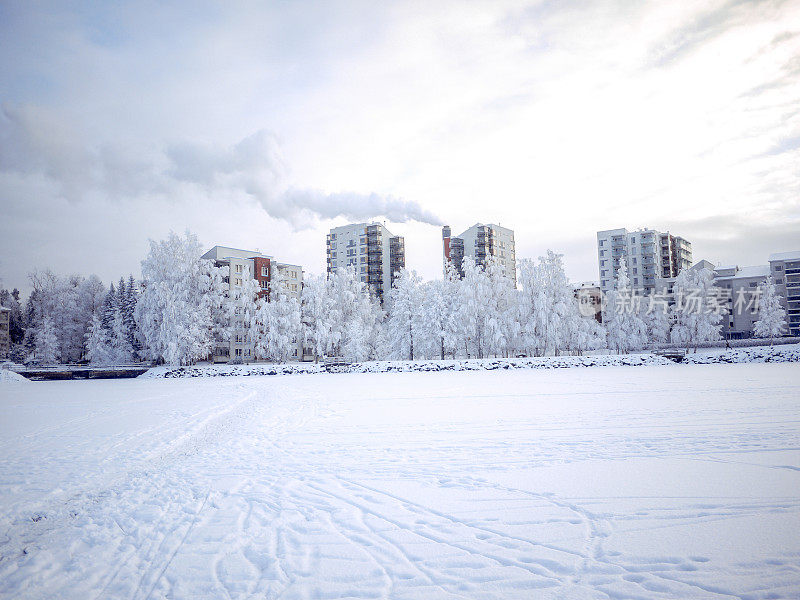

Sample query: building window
[632,258,637,264]
[633,278,638,284]
[633,268,638,274]
[600,260,605,266]
[599,240,604,246]
[777,278,783,284]
[775,265,783,271]
[261,267,267,276]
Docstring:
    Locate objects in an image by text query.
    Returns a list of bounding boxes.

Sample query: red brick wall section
[253,257,271,299]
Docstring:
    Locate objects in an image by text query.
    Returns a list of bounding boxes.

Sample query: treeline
[1,231,787,367]
[1,271,142,364]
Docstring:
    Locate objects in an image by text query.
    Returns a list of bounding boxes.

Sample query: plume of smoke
[1,104,443,229]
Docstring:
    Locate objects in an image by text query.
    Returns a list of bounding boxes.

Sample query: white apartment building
[769,251,800,337]
[442,223,516,286]
[597,228,691,295]
[201,246,303,362]
[326,222,405,304]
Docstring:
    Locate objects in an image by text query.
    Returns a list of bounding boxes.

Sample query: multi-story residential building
[0,307,10,359]
[597,227,691,295]
[201,246,303,362]
[713,265,770,339]
[769,251,800,337]
[326,222,405,304]
[442,223,516,286]
[573,282,602,323]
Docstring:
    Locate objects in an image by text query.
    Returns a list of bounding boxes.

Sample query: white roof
[768,251,800,262]
[714,265,769,280]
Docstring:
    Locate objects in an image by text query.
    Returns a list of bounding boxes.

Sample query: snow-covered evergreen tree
[124,275,141,359]
[134,231,220,366]
[111,308,134,363]
[753,277,786,344]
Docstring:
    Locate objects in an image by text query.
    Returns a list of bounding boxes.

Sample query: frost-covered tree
[34,315,60,364]
[124,275,141,359]
[111,308,135,363]
[0,287,25,345]
[85,314,113,365]
[670,267,723,351]
[135,231,221,365]
[604,262,647,354]
[386,268,423,360]
[324,266,382,361]
[457,257,491,358]
[255,282,301,363]
[483,256,517,357]
[226,263,262,362]
[300,274,332,362]
[418,266,460,359]
[753,277,786,344]
[517,251,587,356]
[642,293,671,346]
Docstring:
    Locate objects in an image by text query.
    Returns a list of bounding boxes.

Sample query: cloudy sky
[1,0,799,293]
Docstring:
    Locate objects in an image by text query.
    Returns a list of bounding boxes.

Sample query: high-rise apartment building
[326,222,405,304]
[597,227,691,295]
[442,223,516,286]
[769,251,800,337]
[201,246,303,362]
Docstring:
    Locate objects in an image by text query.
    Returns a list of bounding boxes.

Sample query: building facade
[442,223,516,286]
[326,222,405,304]
[0,307,9,359]
[597,228,691,295]
[573,282,602,323]
[201,246,303,362]
[713,265,770,339]
[769,251,800,337]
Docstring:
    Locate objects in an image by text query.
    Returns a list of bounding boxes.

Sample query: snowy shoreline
[140,343,800,379]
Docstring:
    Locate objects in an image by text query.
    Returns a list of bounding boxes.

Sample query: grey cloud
[0,104,442,229]
[667,213,800,265]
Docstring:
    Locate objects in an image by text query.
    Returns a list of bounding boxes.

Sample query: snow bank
[0,369,30,383]
[684,343,800,364]
[141,344,800,379]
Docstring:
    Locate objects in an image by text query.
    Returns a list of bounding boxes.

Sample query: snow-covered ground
[1,364,799,599]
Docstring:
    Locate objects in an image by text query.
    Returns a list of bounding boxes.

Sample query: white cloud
[1,0,799,291]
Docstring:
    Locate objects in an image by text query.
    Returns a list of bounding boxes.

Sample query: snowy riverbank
[140,343,800,379]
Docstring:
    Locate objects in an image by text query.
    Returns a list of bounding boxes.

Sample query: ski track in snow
[1,364,799,599]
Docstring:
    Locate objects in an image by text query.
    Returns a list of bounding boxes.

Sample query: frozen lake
[1,363,799,599]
